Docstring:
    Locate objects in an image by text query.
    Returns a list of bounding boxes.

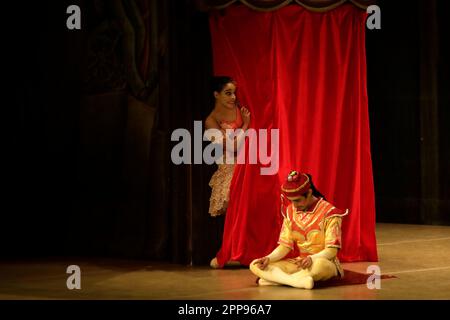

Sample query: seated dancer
[249,171,348,289]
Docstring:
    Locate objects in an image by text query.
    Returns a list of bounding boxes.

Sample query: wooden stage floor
[1,223,450,300]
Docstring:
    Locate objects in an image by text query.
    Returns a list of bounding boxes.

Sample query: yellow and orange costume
[277,197,348,277]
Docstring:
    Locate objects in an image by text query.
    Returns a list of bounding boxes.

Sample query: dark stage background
[2,0,449,264]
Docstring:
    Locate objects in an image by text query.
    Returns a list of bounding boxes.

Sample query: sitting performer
[250,171,348,289]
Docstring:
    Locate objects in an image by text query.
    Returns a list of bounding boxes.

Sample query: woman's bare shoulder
[205,111,220,129]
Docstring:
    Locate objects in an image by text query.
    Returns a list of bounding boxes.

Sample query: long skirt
[208,163,235,217]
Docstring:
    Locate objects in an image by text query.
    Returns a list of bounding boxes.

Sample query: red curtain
[210,4,378,265]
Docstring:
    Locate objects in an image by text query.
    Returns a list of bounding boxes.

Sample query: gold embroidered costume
[278,198,348,277]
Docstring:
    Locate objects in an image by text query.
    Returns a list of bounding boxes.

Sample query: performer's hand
[240,107,251,125]
[298,256,312,269]
[254,257,270,270]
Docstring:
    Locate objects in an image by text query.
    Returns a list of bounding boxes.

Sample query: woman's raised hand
[240,106,251,125]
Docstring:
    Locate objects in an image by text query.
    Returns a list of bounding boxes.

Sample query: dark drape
[210,4,378,265]
[367,0,450,225]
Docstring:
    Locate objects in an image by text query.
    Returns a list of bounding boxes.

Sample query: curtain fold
[210,3,378,265]
[200,0,376,12]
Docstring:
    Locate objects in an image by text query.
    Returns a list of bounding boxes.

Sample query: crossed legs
[250,257,338,289]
